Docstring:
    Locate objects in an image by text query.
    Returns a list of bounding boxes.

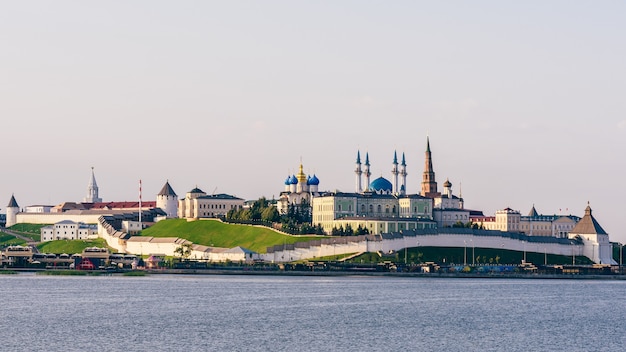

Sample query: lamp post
[463,240,467,266]
[619,243,624,275]
[471,239,475,266]
[544,247,547,266]
[404,236,407,265]
[522,240,526,264]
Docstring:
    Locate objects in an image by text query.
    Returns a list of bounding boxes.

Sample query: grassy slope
[0,232,27,246]
[37,238,110,254]
[8,223,46,241]
[141,219,321,253]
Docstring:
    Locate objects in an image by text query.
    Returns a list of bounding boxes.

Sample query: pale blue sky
[1,2,625,241]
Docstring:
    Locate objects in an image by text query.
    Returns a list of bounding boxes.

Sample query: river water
[1,273,624,351]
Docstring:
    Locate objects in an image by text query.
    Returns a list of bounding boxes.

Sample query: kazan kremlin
[1,137,617,266]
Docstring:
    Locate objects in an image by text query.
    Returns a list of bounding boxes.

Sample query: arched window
[369,204,374,213]
[377,205,382,213]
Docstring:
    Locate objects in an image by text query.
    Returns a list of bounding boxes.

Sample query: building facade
[41,220,98,242]
[471,205,580,238]
[178,187,244,219]
[277,163,320,215]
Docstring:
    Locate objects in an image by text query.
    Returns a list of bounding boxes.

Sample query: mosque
[311,137,467,234]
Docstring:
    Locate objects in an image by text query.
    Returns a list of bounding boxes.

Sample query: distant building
[471,205,580,238]
[40,220,98,242]
[24,205,53,213]
[277,162,320,215]
[178,187,244,219]
[312,137,473,233]
[568,203,615,264]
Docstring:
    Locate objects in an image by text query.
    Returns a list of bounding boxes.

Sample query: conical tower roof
[158,181,177,196]
[570,204,607,235]
[528,205,538,217]
[7,194,19,208]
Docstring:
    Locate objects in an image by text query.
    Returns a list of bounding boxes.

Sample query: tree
[174,242,193,260]
[261,206,280,222]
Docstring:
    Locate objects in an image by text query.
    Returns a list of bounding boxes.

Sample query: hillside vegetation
[8,223,47,241]
[141,219,322,253]
[37,238,111,254]
[0,232,27,247]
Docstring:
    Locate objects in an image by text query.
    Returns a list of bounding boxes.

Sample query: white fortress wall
[260,231,585,263]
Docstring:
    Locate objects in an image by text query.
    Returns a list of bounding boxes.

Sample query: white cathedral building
[276,163,321,215]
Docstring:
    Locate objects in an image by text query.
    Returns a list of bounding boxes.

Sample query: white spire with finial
[83,167,102,203]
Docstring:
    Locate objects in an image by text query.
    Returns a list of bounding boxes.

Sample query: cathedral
[276,163,320,215]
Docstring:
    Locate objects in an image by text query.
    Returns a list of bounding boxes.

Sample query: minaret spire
[391,150,399,195]
[400,152,407,195]
[355,151,363,193]
[364,152,371,191]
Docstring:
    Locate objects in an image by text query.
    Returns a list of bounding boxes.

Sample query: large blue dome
[289,175,298,185]
[284,176,291,185]
[370,177,392,192]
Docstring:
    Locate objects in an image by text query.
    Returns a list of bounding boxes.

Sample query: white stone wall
[259,233,589,263]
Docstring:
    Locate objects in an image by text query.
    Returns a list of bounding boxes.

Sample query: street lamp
[471,239,475,266]
[544,247,547,266]
[463,240,467,266]
[619,243,623,275]
[522,240,526,264]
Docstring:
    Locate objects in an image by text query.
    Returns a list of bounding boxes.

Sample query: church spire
[83,167,102,203]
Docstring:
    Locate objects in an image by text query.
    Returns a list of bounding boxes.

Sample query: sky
[1,2,625,242]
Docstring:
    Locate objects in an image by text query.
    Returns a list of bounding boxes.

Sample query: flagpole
[139,179,142,228]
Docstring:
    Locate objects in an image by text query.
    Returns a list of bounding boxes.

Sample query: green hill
[0,232,27,247]
[140,219,321,253]
[37,238,111,254]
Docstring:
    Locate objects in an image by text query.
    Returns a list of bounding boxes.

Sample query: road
[0,227,40,253]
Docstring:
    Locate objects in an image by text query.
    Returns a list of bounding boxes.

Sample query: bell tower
[420,137,440,198]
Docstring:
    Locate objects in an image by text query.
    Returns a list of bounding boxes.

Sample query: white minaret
[83,167,102,203]
[364,152,371,191]
[156,180,179,218]
[400,152,407,195]
[355,151,363,193]
[6,194,19,227]
[391,151,399,195]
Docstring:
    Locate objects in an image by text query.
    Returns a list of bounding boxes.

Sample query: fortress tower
[156,181,178,218]
[6,194,19,227]
[420,137,440,198]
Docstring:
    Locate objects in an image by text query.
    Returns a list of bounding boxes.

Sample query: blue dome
[290,175,298,185]
[284,176,291,186]
[370,177,392,192]
[309,174,320,185]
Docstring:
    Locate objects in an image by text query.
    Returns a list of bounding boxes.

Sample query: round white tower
[156,181,179,218]
[6,194,19,228]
